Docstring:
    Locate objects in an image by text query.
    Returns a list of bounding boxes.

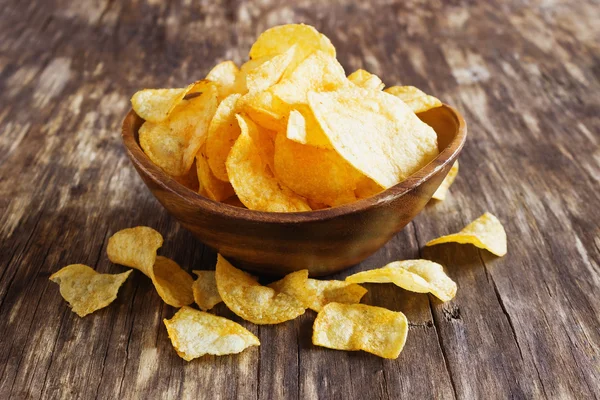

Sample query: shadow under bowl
[122,105,466,276]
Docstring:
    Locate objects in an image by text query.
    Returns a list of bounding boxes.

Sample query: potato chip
[49,264,132,317]
[269,272,367,311]
[192,270,222,311]
[196,146,235,201]
[236,114,276,170]
[206,61,245,99]
[354,176,384,199]
[107,226,163,272]
[139,81,218,176]
[346,260,457,302]
[285,109,307,144]
[173,159,199,191]
[164,306,259,361]
[150,256,195,307]
[432,161,459,201]
[226,116,311,212]
[249,23,335,63]
[204,93,242,182]
[246,45,297,93]
[238,90,288,132]
[308,87,439,188]
[312,303,409,359]
[384,85,442,114]
[131,87,189,123]
[222,195,246,208]
[348,69,385,91]
[215,255,305,324]
[274,132,361,206]
[285,105,332,149]
[426,212,507,256]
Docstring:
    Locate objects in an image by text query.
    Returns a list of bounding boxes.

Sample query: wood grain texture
[0,0,598,399]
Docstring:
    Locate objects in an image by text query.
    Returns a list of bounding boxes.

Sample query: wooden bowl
[122,105,466,276]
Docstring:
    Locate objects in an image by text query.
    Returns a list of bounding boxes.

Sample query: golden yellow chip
[173,159,199,191]
[384,85,442,114]
[238,90,288,132]
[139,81,218,176]
[432,161,459,201]
[285,109,307,144]
[249,23,335,63]
[269,271,367,311]
[348,69,385,91]
[346,260,457,302]
[192,270,222,311]
[312,303,409,359]
[196,146,235,201]
[354,175,384,199]
[308,87,439,188]
[205,93,242,181]
[164,306,259,361]
[215,255,306,324]
[426,212,507,256]
[206,61,245,99]
[226,116,311,212]
[151,256,195,307]
[49,264,132,317]
[107,226,163,272]
[131,87,189,123]
[274,132,361,206]
[246,45,297,93]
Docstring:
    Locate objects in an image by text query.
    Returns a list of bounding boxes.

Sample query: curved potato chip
[107,226,163,272]
[238,90,288,132]
[206,61,245,99]
[354,175,384,199]
[249,23,335,62]
[196,146,235,201]
[432,161,459,200]
[246,45,297,93]
[139,81,219,176]
[285,109,307,144]
[308,87,439,188]
[348,69,385,91]
[131,87,189,123]
[236,114,276,170]
[150,256,195,307]
[269,272,367,311]
[215,255,305,324]
[226,116,311,212]
[192,270,222,311]
[205,93,242,181]
[164,306,259,361]
[384,85,442,114]
[346,260,457,302]
[426,212,507,256]
[173,159,199,191]
[313,303,409,359]
[50,265,132,317]
[274,132,361,206]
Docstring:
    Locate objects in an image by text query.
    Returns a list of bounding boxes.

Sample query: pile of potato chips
[132,24,446,211]
[50,211,506,360]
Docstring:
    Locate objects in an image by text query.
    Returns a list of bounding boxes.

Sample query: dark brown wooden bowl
[122,105,466,276]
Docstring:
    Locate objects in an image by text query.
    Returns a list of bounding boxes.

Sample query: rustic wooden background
[1,0,599,399]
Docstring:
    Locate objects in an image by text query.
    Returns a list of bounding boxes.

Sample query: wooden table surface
[1,0,599,399]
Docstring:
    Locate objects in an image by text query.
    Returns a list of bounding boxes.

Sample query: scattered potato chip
[139,81,218,176]
[312,303,409,359]
[346,260,457,302]
[206,61,245,99]
[308,87,439,188]
[107,226,163,272]
[205,93,242,181]
[249,23,336,64]
[432,161,459,201]
[348,69,385,91]
[426,212,507,256]
[215,255,305,324]
[384,85,442,114]
[274,132,361,206]
[226,116,311,212]
[149,256,195,307]
[131,86,191,123]
[196,146,235,201]
[192,270,222,311]
[49,264,132,317]
[164,306,259,361]
[269,272,367,311]
[246,45,297,93]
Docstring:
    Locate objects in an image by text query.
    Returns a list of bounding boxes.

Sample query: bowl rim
[122,104,467,223]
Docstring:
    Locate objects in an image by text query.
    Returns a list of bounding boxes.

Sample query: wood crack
[116,282,140,398]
